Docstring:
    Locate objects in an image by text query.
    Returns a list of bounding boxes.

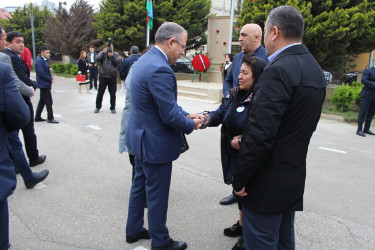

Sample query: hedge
[331,82,363,112]
[52,63,78,75]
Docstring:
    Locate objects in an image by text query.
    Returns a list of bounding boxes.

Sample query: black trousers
[357,97,375,132]
[89,66,98,89]
[95,76,117,110]
[21,96,39,162]
[35,88,54,120]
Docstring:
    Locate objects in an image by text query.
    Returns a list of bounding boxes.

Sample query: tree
[93,0,211,52]
[237,0,375,73]
[42,0,98,58]
[0,4,52,55]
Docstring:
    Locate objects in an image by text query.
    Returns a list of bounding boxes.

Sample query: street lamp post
[30,4,36,68]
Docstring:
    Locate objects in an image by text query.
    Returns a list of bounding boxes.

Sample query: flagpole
[146,21,150,47]
[228,0,235,53]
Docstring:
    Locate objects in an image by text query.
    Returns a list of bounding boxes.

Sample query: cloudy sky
[1,0,101,10]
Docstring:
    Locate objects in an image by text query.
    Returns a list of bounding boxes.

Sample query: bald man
[223,23,268,98]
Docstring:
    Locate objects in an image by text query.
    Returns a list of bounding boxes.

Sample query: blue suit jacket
[223,45,268,97]
[120,54,140,80]
[0,62,30,202]
[35,55,52,89]
[2,48,37,89]
[361,66,375,100]
[125,46,194,164]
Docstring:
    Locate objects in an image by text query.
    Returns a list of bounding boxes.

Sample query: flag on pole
[146,0,153,30]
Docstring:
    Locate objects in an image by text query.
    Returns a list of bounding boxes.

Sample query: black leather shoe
[356,131,366,137]
[220,193,238,205]
[29,155,47,167]
[224,220,242,237]
[363,129,375,135]
[25,170,49,189]
[35,117,46,122]
[232,237,245,250]
[47,119,59,124]
[126,228,150,243]
[151,239,187,250]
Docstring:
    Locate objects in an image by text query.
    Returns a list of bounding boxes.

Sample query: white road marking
[55,90,65,93]
[54,114,62,118]
[318,146,347,154]
[85,125,102,130]
[133,247,148,250]
[34,183,47,189]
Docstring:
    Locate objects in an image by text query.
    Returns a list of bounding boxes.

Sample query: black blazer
[2,49,37,89]
[233,44,326,214]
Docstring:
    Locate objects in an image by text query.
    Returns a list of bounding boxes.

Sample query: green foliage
[331,82,364,112]
[52,63,78,75]
[0,4,52,54]
[238,0,375,73]
[70,65,79,75]
[93,0,211,51]
[42,0,98,58]
[64,63,74,74]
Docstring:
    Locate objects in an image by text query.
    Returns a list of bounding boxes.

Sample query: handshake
[187,113,211,130]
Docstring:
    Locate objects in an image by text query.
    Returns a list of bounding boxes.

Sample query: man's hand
[193,119,202,130]
[107,44,114,57]
[234,187,247,197]
[51,76,55,84]
[187,113,205,123]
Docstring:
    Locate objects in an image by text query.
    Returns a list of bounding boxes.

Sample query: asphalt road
[8,75,375,250]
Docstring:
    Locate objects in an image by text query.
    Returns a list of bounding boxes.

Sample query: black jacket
[233,44,326,214]
[95,51,121,78]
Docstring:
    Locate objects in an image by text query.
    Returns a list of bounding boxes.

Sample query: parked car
[343,72,358,85]
[170,58,194,73]
[323,70,332,84]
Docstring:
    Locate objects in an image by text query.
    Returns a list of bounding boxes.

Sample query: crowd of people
[1,4,374,250]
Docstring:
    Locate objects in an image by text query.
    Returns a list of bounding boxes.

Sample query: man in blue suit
[125,22,203,250]
[356,60,375,137]
[35,45,59,124]
[0,60,30,249]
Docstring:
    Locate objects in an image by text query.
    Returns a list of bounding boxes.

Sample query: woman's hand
[231,135,242,150]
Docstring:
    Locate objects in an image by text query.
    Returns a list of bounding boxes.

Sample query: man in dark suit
[120,45,139,82]
[0,61,31,249]
[35,45,59,124]
[3,31,46,167]
[125,22,203,250]
[87,45,98,90]
[233,6,326,249]
[356,60,375,137]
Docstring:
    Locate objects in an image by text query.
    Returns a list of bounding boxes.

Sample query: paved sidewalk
[7,75,375,249]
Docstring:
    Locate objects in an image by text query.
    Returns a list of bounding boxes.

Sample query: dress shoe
[220,193,238,205]
[232,237,245,250]
[126,227,150,243]
[356,131,366,137]
[363,129,375,135]
[25,170,49,189]
[35,117,46,122]
[224,220,242,237]
[47,119,59,124]
[151,239,187,250]
[111,109,116,114]
[94,108,99,113]
[29,155,47,167]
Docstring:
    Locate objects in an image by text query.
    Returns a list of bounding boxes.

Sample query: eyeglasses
[174,40,186,50]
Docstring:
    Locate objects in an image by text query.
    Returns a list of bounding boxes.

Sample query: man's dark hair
[119,51,126,58]
[267,6,304,42]
[130,45,139,55]
[89,44,95,49]
[39,45,49,53]
[6,31,23,43]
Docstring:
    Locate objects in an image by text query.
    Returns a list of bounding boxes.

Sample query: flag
[146,0,153,30]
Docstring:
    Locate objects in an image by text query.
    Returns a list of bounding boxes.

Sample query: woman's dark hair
[226,53,233,62]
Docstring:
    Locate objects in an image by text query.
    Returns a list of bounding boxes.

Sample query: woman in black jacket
[200,54,267,250]
[77,50,90,94]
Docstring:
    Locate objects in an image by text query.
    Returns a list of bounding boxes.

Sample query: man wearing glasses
[125,22,203,250]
